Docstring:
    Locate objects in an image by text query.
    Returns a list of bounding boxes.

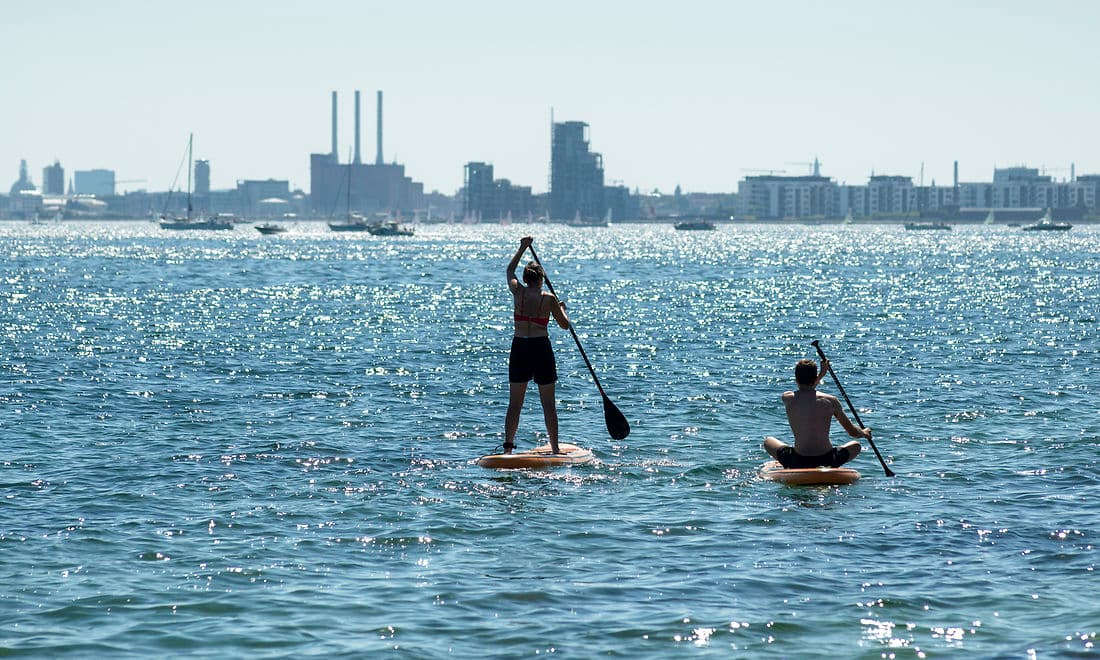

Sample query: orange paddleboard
[759,460,861,486]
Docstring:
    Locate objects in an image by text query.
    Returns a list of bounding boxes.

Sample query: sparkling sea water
[1,221,1097,657]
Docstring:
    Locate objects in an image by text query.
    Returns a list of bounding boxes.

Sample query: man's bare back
[764,357,871,468]
[782,389,845,456]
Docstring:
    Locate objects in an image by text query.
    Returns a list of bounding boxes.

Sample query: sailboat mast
[346,156,352,221]
[186,133,194,221]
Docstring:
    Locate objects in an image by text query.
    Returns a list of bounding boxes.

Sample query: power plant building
[310,90,424,216]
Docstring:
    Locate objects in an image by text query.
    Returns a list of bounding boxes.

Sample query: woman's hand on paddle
[861,427,873,440]
[519,236,533,249]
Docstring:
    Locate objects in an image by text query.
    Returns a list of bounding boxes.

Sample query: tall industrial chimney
[331,91,338,160]
[375,90,384,165]
[354,90,362,164]
[953,160,959,190]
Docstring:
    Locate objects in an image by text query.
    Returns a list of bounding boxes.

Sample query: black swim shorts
[776,445,851,469]
[509,336,557,385]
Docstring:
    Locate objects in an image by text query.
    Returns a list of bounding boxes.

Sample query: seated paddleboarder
[764,357,871,468]
[504,236,570,454]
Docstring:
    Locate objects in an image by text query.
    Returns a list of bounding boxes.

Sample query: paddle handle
[526,245,609,399]
[811,340,895,477]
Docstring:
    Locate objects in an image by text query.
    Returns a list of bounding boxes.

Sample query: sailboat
[160,134,233,230]
[984,209,995,225]
[328,157,370,232]
[566,209,609,227]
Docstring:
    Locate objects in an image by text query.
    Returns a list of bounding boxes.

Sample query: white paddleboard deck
[477,443,594,469]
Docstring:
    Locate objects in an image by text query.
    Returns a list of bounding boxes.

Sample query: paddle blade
[602,395,630,440]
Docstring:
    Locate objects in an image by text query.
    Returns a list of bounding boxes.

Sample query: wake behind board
[759,460,861,486]
[477,443,594,469]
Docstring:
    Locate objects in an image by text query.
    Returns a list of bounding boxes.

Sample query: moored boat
[1021,209,1071,232]
[255,223,288,235]
[904,221,951,231]
[367,220,414,236]
[328,215,371,232]
[160,135,234,231]
[674,220,716,231]
[160,217,234,230]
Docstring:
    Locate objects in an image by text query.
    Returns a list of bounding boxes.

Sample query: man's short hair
[794,358,818,385]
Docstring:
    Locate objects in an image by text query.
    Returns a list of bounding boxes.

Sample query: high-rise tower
[549,121,605,221]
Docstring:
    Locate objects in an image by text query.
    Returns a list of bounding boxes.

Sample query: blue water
[2,221,1097,657]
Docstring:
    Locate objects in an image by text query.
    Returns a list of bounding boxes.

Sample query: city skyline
[4,1,1099,196]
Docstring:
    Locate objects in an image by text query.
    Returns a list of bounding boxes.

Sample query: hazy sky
[3,0,1098,195]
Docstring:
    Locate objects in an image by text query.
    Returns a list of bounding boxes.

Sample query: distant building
[309,90,425,216]
[603,184,639,222]
[463,162,535,221]
[42,160,65,195]
[866,175,914,216]
[550,121,606,221]
[237,179,290,217]
[10,159,36,195]
[194,160,210,196]
[74,169,116,197]
[990,167,1050,207]
[913,182,957,215]
[737,174,834,219]
[1073,175,1100,209]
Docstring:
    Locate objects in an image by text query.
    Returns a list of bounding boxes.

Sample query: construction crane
[741,168,788,175]
[784,157,822,176]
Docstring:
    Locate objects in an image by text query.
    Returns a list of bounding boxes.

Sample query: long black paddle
[811,340,895,477]
[526,245,630,440]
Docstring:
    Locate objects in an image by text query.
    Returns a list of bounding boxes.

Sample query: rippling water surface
[2,221,1097,657]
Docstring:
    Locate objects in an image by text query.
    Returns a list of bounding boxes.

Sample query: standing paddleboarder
[764,357,872,468]
[504,236,570,454]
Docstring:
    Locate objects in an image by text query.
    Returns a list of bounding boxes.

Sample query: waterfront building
[42,160,65,196]
[6,160,41,218]
[991,167,1050,208]
[1073,175,1100,209]
[309,90,424,216]
[194,160,211,196]
[74,169,116,197]
[10,159,36,195]
[549,121,606,222]
[462,162,536,221]
[237,179,290,217]
[914,182,957,214]
[956,182,993,208]
[603,184,639,223]
[867,175,914,216]
[737,174,834,219]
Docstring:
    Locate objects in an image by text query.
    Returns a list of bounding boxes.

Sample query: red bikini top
[514,314,550,327]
